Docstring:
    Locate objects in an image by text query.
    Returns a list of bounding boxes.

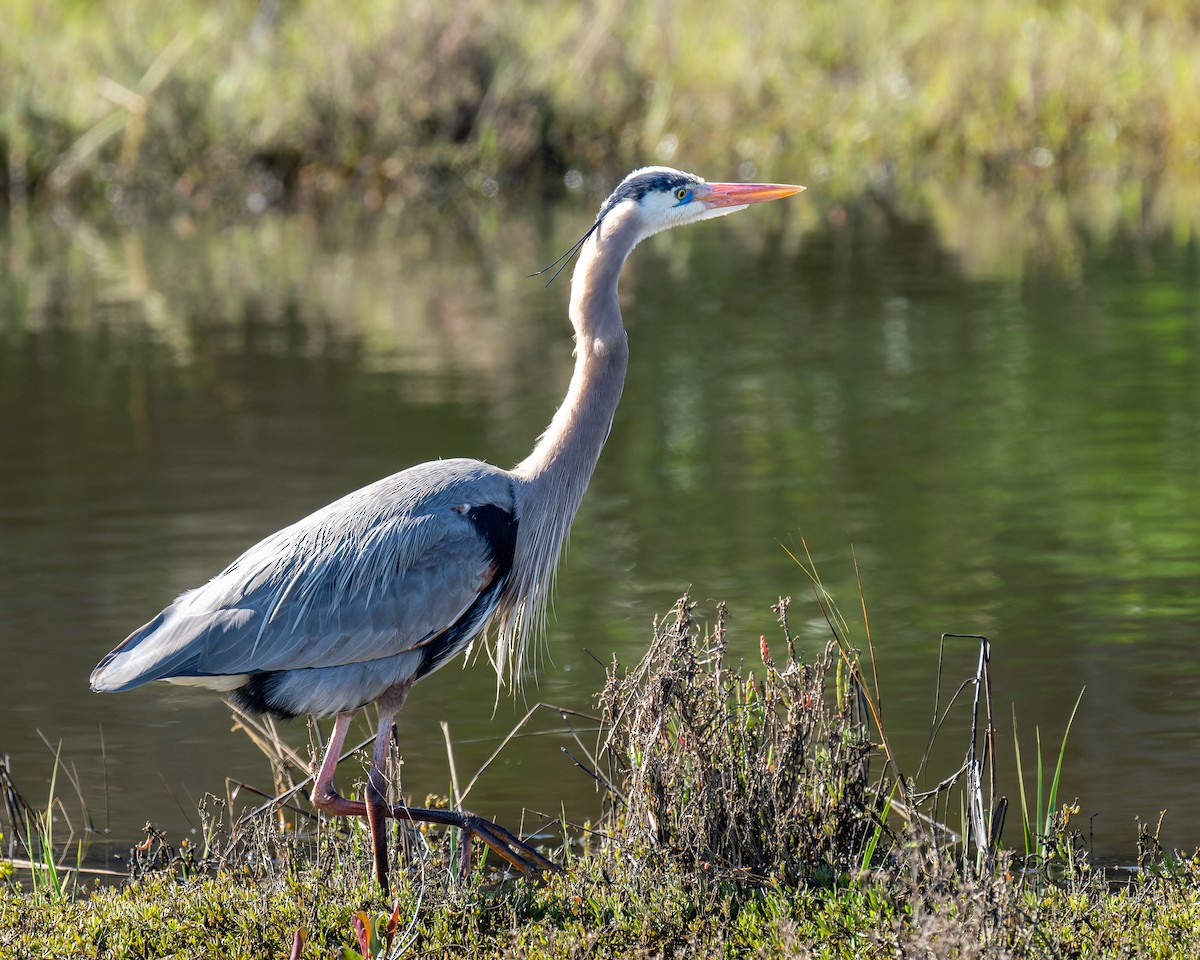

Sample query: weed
[598,594,880,887]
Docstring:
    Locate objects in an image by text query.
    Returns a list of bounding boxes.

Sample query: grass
[4,592,1200,957]
[1013,688,1086,871]
[2,0,1199,244]
[6,838,1200,958]
[1,737,94,903]
[5,848,1200,958]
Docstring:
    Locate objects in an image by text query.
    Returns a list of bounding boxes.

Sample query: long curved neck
[514,209,639,488]
[495,209,641,680]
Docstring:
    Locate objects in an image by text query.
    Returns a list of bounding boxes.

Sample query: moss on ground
[5,840,1200,958]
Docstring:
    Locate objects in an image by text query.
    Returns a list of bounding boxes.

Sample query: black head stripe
[601,169,695,214]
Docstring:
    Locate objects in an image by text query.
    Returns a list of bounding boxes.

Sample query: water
[1,200,1197,861]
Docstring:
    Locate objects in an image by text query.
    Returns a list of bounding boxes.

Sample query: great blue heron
[90,166,803,889]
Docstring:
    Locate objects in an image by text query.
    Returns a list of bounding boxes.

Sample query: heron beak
[701,181,805,209]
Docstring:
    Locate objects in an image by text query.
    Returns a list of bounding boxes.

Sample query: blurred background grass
[2,0,1199,239]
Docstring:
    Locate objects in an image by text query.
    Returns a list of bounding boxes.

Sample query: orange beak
[700,181,805,209]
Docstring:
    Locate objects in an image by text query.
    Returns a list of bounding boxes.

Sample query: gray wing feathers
[92,460,514,690]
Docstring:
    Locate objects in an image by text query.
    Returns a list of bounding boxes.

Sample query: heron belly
[230,648,428,719]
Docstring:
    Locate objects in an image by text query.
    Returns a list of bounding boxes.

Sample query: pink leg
[311,711,368,817]
[364,685,408,891]
[309,686,409,890]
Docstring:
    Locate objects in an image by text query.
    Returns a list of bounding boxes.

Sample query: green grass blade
[1012,707,1034,857]
[859,781,898,873]
[1044,688,1085,839]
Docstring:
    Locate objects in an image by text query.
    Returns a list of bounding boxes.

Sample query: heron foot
[311,784,559,889]
[311,782,367,818]
[386,802,561,877]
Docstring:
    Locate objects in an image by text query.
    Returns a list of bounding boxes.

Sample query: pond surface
[1,193,1197,861]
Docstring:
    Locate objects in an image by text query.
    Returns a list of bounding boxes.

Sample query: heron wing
[91,460,516,690]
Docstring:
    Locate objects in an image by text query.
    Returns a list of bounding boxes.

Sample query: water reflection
[0,200,1196,860]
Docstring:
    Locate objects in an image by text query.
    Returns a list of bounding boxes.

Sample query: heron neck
[514,212,637,489]
[495,207,639,681]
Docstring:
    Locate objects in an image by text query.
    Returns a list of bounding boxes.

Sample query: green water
[1,198,1197,860]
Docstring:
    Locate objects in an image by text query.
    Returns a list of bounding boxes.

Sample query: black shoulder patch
[465,504,517,577]
[414,504,518,681]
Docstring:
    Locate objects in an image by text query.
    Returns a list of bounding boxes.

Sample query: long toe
[464,815,560,874]
[383,802,559,875]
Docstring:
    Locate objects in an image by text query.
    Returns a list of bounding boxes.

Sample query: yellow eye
[675,187,688,201]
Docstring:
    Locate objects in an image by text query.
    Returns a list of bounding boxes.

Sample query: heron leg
[309,695,558,890]
[369,680,558,879]
[364,687,408,892]
[308,708,395,891]
[311,711,363,817]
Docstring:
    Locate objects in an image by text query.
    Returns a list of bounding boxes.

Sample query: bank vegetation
[3,594,1200,958]
[3,0,1199,245]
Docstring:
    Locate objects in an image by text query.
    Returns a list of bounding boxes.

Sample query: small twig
[440,722,463,809]
[521,808,629,849]
[560,748,625,805]
[234,732,375,827]
[0,754,37,857]
[559,710,602,782]
[4,856,127,879]
[852,547,883,716]
[225,780,316,821]
[911,761,972,802]
[159,775,197,831]
[917,676,981,781]
[99,724,110,836]
[887,799,962,846]
[227,703,309,772]
[459,703,600,804]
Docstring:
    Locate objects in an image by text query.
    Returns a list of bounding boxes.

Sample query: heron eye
[675,187,689,201]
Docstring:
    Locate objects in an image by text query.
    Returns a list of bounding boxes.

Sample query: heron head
[532,166,803,286]
[599,165,804,241]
